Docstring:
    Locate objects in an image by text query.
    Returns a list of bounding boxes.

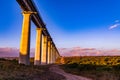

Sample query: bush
[78,64,96,71]
[113,64,120,70]
[0,58,6,61]
[66,63,78,68]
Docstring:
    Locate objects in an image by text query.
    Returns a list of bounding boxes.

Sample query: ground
[0,59,91,80]
[49,65,92,80]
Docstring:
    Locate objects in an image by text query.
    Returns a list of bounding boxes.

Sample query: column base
[19,54,30,65]
[34,60,41,65]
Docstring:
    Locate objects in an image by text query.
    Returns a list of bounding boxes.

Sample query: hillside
[57,56,120,80]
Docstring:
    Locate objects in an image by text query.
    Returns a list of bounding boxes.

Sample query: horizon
[0,47,120,57]
[0,0,120,56]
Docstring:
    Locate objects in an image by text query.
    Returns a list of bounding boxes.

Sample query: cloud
[58,47,120,56]
[115,20,119,23]
[81,48,96,51]
[109,23,120,30]
[1,47,120,57]
[0,47,35,57]
[0,48,19,57]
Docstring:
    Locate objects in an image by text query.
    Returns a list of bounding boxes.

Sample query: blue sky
[0,0,120,49]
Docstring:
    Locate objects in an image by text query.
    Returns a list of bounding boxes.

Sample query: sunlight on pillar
[47,40,51,64]
[34,28,42,65]
[41,35,48,64]
[52,46,55,63]
[19,11,32,65]
[50,43,53,64]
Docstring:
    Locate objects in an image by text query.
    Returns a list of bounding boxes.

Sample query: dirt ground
[49,65,92,80]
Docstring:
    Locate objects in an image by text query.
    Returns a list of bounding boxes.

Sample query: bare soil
[49,65,92,80]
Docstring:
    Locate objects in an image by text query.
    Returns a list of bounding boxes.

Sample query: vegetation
[0,58,65,80]
[57,56,120,80]
[2,56,120,80]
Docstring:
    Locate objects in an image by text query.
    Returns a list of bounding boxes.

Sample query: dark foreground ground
[0,58,65,80]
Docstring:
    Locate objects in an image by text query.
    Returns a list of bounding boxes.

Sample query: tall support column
[47,40,51,64]
[50,43,53,64]
[57,52,59,59]
[41,35,48,64]
[52,45,55,63]
[34,28,42,65]
[56,52,58,59]
[54,48,57,62]
[52,46,55,63]
[19,11,33,65]
[55,50,57,61]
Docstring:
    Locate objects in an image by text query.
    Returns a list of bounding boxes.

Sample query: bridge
[16,0,60,65]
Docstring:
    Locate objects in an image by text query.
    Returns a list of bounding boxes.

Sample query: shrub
[66,63,78,68]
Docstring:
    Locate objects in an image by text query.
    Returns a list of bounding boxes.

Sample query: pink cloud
[0,47,19,57]
[108,49,120,52]
[0,47,120,57]
[81,48,96,51]
[58,47,120,56]
[0,47,35,57]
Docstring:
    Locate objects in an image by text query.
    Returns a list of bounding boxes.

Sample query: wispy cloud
[115,20,120,23]
[109,23,120,30]
[109,20,120,30]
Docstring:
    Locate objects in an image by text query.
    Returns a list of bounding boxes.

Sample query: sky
[0,0,120,50]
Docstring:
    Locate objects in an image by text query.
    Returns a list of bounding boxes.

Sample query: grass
[2,56,120,80]
[0,58,65,80]
[60,64,120,80]
[58,56,120,80]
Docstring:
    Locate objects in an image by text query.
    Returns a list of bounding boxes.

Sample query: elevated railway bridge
[17,0,60,65]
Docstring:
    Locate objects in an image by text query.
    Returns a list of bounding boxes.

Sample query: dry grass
[0,58,65,80]
[58,56,120,80]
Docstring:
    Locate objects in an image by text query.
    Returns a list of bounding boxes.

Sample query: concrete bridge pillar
[56,52,59,59]
[41,35,48,64]
[34,28,42,65]
[52,45,55,63]
[52,46,56,63]
[19,11,33,65]
[55,49,57,62]
[55,50,57,61]
[50,43,53,64]
[47,40,51,64]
